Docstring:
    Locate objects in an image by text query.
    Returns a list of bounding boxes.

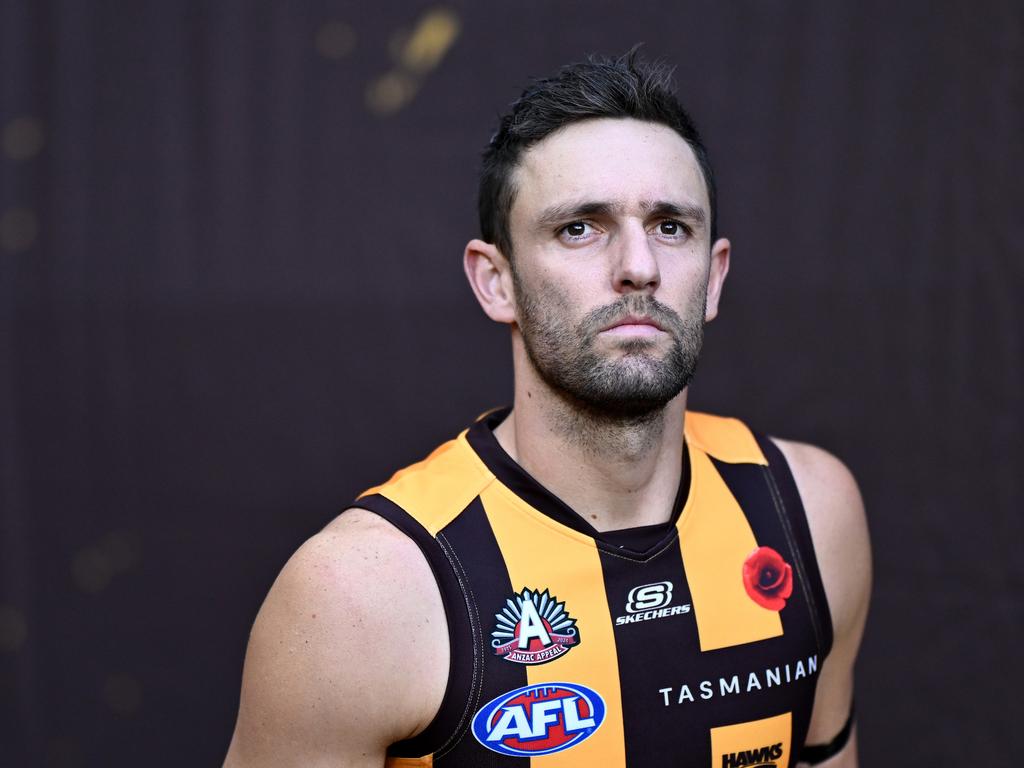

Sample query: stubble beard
[513,269,706,429]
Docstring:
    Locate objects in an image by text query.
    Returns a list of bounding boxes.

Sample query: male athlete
[225,52,871,767]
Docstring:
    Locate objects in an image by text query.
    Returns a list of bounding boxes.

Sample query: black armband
[800,702,855,765]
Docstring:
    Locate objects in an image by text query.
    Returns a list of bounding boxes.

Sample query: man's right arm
[223,509,450,768]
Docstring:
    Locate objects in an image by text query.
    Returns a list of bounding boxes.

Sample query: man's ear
[704,237,731,322]
[464,239,517,324]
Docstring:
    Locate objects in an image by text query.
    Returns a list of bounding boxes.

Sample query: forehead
[511,117,708,222]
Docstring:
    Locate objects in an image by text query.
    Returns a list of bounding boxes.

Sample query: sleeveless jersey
[354,408,832,768]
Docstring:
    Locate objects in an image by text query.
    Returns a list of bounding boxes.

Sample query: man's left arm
[772,439,872,768]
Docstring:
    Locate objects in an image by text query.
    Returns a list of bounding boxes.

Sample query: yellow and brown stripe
[356,408,831,767]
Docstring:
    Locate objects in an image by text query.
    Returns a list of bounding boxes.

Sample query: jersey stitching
[595,531,681,564]
[760,465,825,651]
[433,531,484,758]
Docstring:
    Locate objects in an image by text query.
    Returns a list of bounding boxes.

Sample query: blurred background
[1,1,1021,765]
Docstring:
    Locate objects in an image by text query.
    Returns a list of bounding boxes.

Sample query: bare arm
[772,440,872,768]
[223,509,449,768]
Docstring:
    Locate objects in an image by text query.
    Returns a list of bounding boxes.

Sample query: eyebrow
[534,199,707,231]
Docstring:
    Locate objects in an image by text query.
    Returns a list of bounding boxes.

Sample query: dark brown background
[2,1,1021,765]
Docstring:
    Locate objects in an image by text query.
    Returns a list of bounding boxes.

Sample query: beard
[513,270,706,421]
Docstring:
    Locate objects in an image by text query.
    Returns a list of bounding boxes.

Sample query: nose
[611,221,660,294]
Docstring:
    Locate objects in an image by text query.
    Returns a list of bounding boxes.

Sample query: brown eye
[659,221,680,235]
[565,222,587,237]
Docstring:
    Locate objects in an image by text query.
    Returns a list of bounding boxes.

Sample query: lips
[602,315,664,332]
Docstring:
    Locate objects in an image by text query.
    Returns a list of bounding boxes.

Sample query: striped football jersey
[353,408,832,767]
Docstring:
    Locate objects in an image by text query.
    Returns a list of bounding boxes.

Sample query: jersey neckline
[464,407,692,559]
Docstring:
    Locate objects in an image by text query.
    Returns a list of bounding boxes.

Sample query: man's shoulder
[768,437,865,546]
[769,437,872,638]
[770,437,861,504]
[274,508,448,664]
[684,411,871,634]
[225,509,449,765]
[266,509,430,620]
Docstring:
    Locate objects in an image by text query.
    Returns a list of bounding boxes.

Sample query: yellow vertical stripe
[384,757,432,767]
[678,448,783,651]
[709,712,791,768]
[480,483,626,768]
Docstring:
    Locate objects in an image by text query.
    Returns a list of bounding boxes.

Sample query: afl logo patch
[491,588,579,665]
[471,682,605,756]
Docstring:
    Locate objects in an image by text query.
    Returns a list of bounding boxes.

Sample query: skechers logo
[627,581,673,612]
[722,742,784,767]
[471,682,605,756]
[615,581,691,625]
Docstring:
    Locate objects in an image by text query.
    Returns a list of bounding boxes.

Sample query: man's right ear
[463,239,516,324]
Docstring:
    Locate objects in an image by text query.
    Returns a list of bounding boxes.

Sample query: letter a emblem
[517,597,552,649]
[491,588,580,664]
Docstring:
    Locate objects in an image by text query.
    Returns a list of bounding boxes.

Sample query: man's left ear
[704,237,731,322]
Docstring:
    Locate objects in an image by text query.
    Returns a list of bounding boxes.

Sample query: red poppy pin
[742,546,794,611]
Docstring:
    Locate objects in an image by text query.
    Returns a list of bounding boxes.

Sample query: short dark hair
[478,49,717,259]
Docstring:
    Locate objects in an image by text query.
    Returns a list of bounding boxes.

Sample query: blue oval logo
[471,682,606,756]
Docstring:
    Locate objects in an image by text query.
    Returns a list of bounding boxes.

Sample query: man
[224,51,871,767]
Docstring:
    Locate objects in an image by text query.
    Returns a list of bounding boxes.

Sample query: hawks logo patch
[491,588,580,665]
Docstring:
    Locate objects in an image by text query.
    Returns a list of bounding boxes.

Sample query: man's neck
[492,368,688,533]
